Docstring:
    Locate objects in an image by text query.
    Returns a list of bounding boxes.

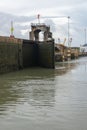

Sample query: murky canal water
[0,57,87,130]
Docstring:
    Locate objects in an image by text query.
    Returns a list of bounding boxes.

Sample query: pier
[55,43,80,62]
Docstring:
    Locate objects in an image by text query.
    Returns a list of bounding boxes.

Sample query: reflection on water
[0,57,87,130]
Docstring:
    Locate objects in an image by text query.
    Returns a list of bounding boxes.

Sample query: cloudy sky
[0,0,87,47]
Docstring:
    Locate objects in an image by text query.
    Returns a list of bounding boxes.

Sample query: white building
[80,44,87,53]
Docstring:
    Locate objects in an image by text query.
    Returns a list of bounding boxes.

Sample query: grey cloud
[0,0,87,47]
[44,19,56,32]
[0,12,57,39]
[0,12,37,38]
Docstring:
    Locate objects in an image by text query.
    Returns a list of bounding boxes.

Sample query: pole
[84,28,86,44]
[67,16,71,60]
[68,16,70,47]
[37,14,40,24]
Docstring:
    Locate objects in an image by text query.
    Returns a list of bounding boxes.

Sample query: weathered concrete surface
[22,40,38,67]
[0,36,55,74]
[0,36,22,74]
[22,40,55,68]
[38,41,55,68]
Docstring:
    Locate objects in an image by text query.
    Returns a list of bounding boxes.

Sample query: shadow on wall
[0,37,55,74]
[22,40,55,69]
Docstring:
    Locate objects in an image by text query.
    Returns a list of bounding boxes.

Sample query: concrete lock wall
[38,41,55,68]
[22,40,55,69]
[0,38,55,74]
[22,40,38,67]
[0,42,22,74]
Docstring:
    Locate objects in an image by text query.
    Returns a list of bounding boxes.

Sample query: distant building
[80,44,87,53]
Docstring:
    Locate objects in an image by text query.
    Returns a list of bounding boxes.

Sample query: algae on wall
[38,41,55,68]
[22,40,55,69]
[0,37,23,74]
[0,37,55,74]
[22,42,39,67]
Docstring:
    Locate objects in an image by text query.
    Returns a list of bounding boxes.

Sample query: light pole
[67,16,71,60]
[68,16,70,47]
[84,28,86,44]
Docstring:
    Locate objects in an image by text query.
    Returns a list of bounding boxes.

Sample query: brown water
[0,57,87,130]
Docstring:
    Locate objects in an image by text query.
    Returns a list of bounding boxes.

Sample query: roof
[83,44,87,47]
